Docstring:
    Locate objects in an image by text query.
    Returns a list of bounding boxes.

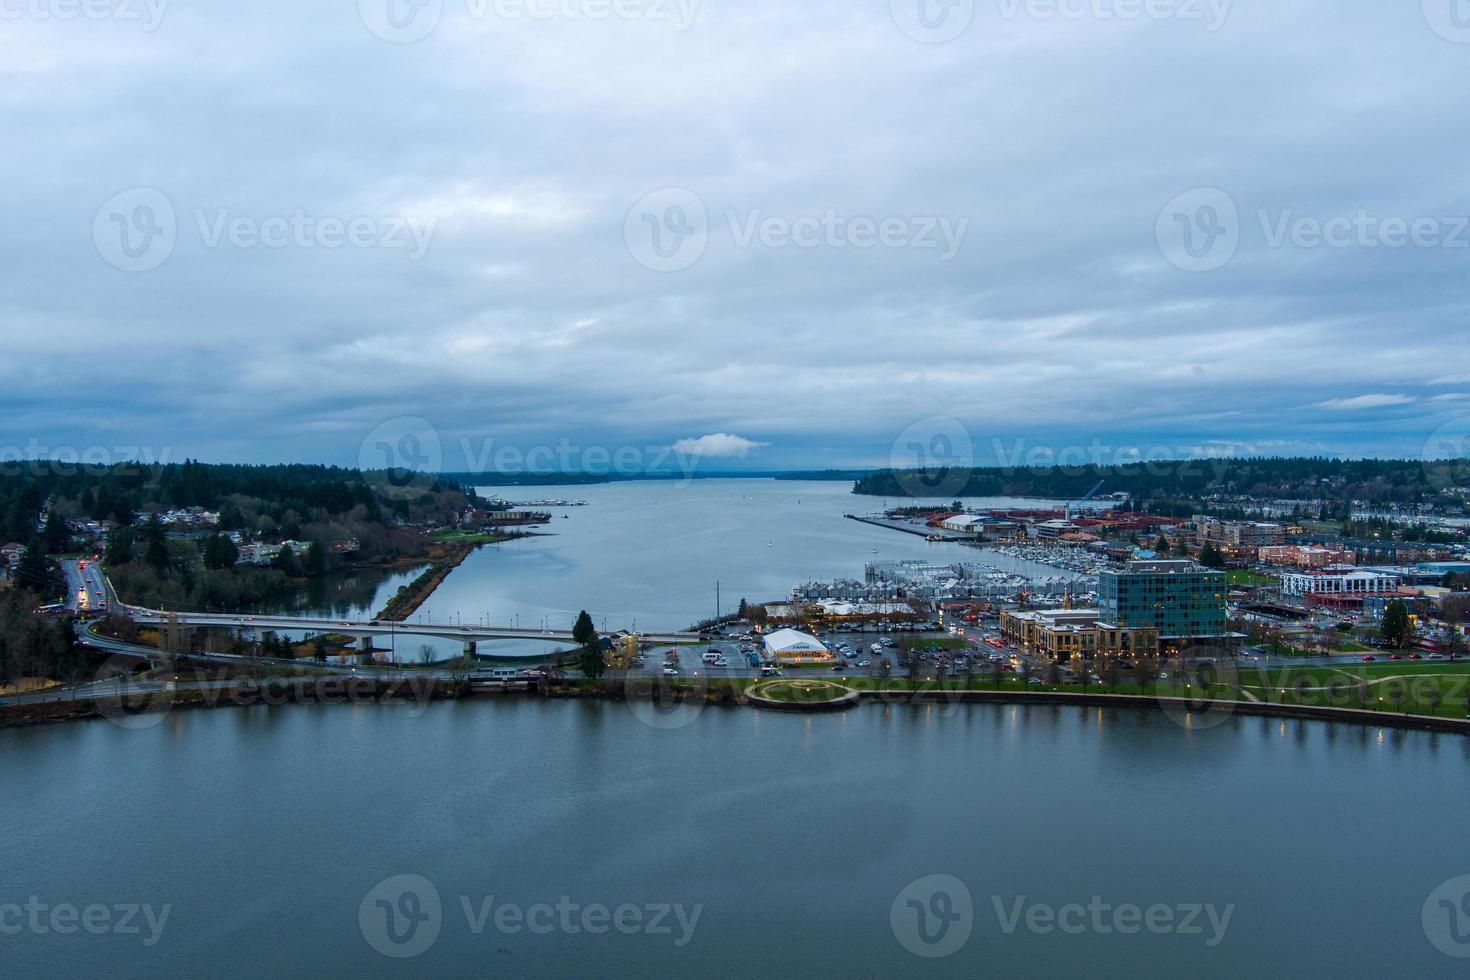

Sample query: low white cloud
[671,434,768,458]
[1313,394,1418,411]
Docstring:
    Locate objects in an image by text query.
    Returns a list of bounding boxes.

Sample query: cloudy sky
[2,0,1467,474]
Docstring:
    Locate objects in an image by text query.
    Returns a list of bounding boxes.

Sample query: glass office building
[1098,560,1227,641]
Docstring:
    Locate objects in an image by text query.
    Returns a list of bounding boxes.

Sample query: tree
[572,610,597,647]
[737,598,749,620]
[1155,534,1171,556]
[42,511,69,553]
[305,540,327,577]
[201,533,238,570]
[1381,600,1411,649]
[14,540,56,598]
[273,545,300,578]
[1199,542,1224,569]
[578,645,606,679]
[143,516,169,572]
[105,527,134,567]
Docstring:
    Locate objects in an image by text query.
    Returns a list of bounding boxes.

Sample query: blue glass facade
[1098,560,1227,639]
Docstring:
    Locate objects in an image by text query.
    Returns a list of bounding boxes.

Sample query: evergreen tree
[305,540,327,577]
[42,511,69,552]
[572,610,597,647]
[105,527,134,567]
[14,539,56,597]
[143,516,169,572]
[1381,600,1412,649]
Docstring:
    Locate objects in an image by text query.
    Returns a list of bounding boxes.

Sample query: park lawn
[1228,571,1278,586]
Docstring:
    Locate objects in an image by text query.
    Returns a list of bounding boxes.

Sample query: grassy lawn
[1228,571,1278,587]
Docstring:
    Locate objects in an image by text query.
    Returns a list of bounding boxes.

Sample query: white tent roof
[762,628,829,654]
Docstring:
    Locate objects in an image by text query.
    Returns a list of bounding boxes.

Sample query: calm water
[3,701,1467,978]
[424,479,1064,637]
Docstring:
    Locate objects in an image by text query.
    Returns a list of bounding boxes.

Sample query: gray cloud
[1,1,1467,468]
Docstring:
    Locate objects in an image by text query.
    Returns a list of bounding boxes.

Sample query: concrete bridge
[124,607,702,658]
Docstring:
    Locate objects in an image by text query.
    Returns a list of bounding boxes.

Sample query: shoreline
[5,681,1466,735]
[372,533,527,622]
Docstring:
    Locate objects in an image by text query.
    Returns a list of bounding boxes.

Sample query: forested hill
[0,460,471,541]
[852,457,1469,505]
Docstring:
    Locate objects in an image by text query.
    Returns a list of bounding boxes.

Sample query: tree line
[853,456,1470,506]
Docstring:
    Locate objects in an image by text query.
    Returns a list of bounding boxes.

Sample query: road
[61,558,110,614]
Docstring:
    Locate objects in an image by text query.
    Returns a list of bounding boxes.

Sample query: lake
[3,699,1467,977]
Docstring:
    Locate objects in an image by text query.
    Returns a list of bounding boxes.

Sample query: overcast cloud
[1,0,1467,473]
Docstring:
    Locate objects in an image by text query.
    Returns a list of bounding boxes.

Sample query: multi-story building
[1194,517,1287,550]
[1257,545,1356,568]
[1280,568,1399,608]
[1097,560,1228,646]
[998,607,1159,663]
